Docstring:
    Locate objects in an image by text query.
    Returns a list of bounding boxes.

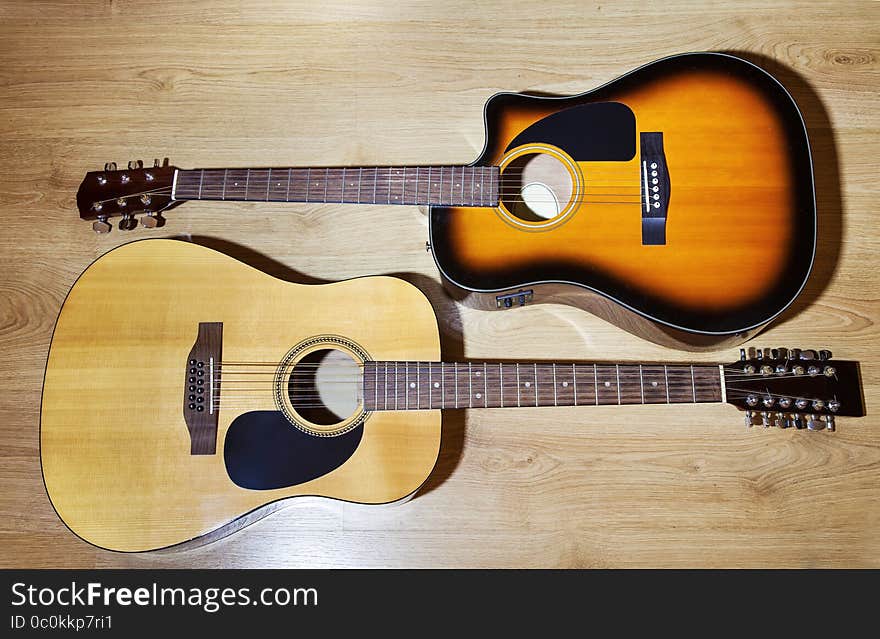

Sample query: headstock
[724,348,865,431]
[76,159,178,232]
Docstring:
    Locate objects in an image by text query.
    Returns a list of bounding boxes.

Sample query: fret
[535,364,555,406]
[265,168,272,200]
[666,366,699,403]
[268,168,288,201]
[639,364,645,403]
[222,168,228,200]
[664,365,670,403]
[468,362,473,408]
[383,362,388,411]
[690,365,696,402]
[515,363,521,407]
[501,363,520,408]
[457,362,470,409]
[482,363,488,407]
[415,167,421,205]
[453,362,459,408]
[641,366,668,404]
[394,167,405,204]
[596,365,618,405]
[430,362,441,408]
[615,365,621,404]
[618,366,643,405]
[374,361,379,410]
[285,168,292,201]
[556,364,575,406]
[485,362,500,408]
[448,166,455,206]
[289,168,307,201]
[341,167,347,202]
[244,168,252,199]
[420,361,433,409]
[386,166,392,204]
[416,361,421,409]
[404,361,410,410]
[245,169,269,201]
[322,168,328,202]
[462,166,471,206]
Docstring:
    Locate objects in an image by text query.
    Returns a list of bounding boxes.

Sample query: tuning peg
[788,348,800,360]
[140,213,164,229]
[118,214,137,231]
[128,160,143,170]
[819,350,832,360]
[162,158,170,167]
[92,216,112,234]
[774,413,790,429]
[770,348,780,359]
[756,349,763,360]
[806,414,823,431]
[800,349,818,360]
[777,348,788,360]
[761,411,771,428]
[792,414,805,429]
[824,415,835,432]
[104,162,117,171]
[153,158,161,167]
[739,348,746,361]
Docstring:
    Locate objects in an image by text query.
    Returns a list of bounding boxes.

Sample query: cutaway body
[431,52,815,347]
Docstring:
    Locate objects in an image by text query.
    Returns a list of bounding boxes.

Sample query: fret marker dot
[433,382,440,388]
[475,371,481,376]
[651,381,658,387]
[604,381,611,387]
[234,182,239,186]
[409,382,416,388]
[524,381,531,388]
[562,381,569,387]
[475,393,482,399]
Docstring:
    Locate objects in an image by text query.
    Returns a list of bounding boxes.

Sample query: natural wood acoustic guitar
[75,52,817,350]
[41,240,862,552]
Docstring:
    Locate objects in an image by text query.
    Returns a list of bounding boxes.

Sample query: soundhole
[287,348,361,427]
[499,152,574,222]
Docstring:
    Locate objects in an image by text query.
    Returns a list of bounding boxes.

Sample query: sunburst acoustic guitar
[75,52,816,351]
[41,240,863,552]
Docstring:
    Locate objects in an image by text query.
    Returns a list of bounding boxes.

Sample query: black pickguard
[505,102,636,161]
[224,411,363,490]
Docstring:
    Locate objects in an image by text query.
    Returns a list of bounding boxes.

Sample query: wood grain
[0,0,878,567]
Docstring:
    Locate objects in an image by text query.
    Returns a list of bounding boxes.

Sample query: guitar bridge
[640,132,670,245]
[183,322,223,455]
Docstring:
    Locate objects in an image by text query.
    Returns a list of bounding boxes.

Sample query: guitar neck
[172,166,500,207]
[362,362,724,411]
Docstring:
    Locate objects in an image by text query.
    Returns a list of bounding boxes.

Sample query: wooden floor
[1,0,878,568]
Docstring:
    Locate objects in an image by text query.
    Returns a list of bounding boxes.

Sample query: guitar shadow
[177,236,466,500]
[721,50,843,331]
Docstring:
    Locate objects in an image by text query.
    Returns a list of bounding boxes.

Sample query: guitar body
[40,240,441,552]
[430,52,815,349]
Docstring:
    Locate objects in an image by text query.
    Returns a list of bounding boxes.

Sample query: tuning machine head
[118,214,137,231]
[140,213,165,229]
[92,217,112,234]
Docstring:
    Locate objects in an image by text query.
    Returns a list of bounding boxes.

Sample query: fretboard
[362,362,723,411]
[172,166,499,207]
